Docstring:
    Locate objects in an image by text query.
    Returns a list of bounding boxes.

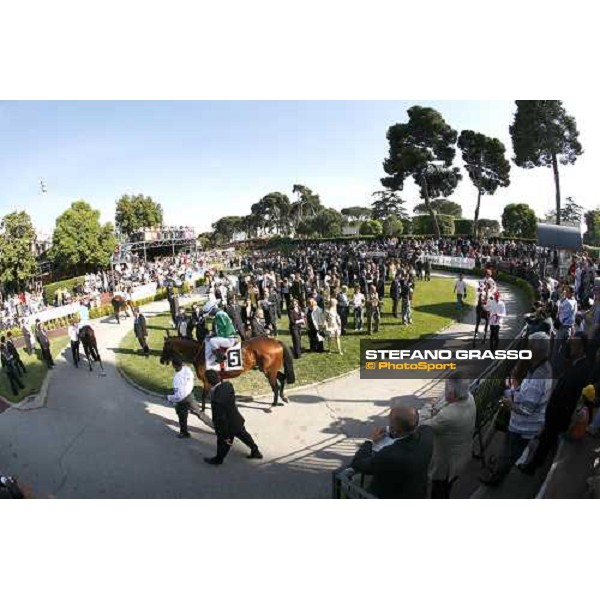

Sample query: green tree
[359,220,384,236]
[382,216,403,236]
[197,232,213,250]
[295,219,314,238]
[545,196,584,225]
[241,213,261,239]
[414,198,463,218]
[51,201,116,273]
[290,184,323,226]
[212,216,244,244]
[584,210,600,246]
[477,219,501,237]
[401,218,413,235]
[457,130,511,236]
[300,208,344,238]
[501,203,537,238]
[509,100,583,225]
[370,190,408,220]
[382,105,462,237]
[341,206,372,222]
[0,210,39,292]
[250,192,291,235]
[115,194,163,236]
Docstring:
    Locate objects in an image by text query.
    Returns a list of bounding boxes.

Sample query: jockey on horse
[205,304,238,370]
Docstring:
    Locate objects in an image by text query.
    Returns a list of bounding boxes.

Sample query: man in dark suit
[189,303,209,343]
[226,296,246,341]
[1,336,25,395]
[132,307,150,357]
[167,285,179,323]
[204,370,262,465]
[6,331,26,375]
[350,406,433,499]
[521,332,591,474]
[35,320,55,368]
[390,275,401,319]
[290,273,306,308]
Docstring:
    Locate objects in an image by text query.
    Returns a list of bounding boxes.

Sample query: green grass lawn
[117,276,475,398]
[1,336,69,403]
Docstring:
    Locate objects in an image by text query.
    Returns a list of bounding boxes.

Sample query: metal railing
[331,468,376,499]
[470,325,528,464]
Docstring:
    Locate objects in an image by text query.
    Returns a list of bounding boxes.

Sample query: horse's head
[160,336,175,365]
[79,324,93,340]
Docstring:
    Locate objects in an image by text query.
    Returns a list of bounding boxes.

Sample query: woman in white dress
[324,298,343,355]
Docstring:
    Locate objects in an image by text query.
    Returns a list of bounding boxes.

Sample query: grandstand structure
[111,226,198,266]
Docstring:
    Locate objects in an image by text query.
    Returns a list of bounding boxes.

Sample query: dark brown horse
[79,324,104,372]
[111,294,134,324]
[160,335,295,409]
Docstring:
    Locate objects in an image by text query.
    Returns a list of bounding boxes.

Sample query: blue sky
[0,100,596,236]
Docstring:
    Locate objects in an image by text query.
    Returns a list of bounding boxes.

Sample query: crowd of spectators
[0,248,235,332]
[232,236,600,498]
[0,288,46,331]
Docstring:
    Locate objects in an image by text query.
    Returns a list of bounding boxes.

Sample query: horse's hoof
[281,396,289,404]
[272,402,281,407]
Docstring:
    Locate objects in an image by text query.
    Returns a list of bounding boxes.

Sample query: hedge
[412,214,455,235]
[43,276,86,304]
[584,245,600,258]
[454,219,474,235]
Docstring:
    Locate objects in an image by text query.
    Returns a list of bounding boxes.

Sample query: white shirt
[455,280,467,295]
[68,324,79,342]
[167,366,195,404]
[353,292,365,308]
[558,297,577,326]
[488,299,507,326]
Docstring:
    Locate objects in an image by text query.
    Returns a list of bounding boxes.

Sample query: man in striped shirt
[481,332,553,486]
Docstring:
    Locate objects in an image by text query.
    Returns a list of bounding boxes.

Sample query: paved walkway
[0,274,529,498]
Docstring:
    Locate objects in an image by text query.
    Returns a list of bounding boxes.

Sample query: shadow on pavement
[109,346,163,358]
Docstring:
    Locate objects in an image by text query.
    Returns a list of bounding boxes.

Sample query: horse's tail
[281,343,296,384]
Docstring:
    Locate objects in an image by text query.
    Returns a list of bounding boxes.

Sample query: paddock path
[0,274,528,498]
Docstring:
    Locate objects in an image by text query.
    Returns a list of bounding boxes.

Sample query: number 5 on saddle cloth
[206,339,242,371]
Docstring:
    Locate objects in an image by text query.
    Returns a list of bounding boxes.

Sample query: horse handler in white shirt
[488,290,507,352]
[454,273,468,306]
[166,354,198,439]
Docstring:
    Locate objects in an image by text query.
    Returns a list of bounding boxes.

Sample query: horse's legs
[277,371,288,403]
[94,343,104,371]
[269,370,280,407]
[84,344,93,371]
